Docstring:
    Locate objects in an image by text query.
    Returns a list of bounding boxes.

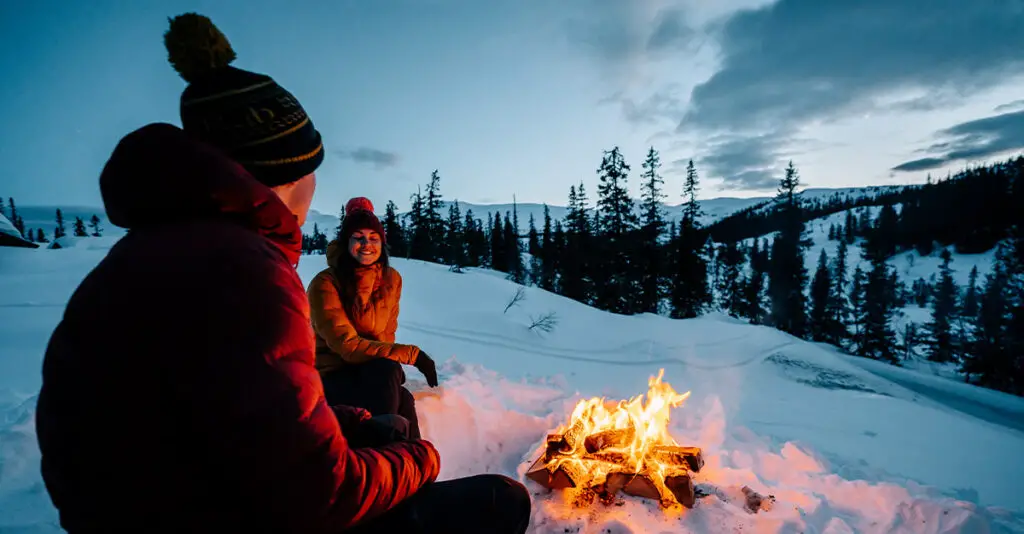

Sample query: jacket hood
[99,123,302,264]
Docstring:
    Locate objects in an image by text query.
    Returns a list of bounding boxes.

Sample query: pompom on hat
[340,197,386,245]
[345,197,375,215]
[163,13,324,187]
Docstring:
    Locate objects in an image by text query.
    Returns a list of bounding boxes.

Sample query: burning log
[664,471,695,508]
[651,445,704,473]
[584,426,635,454]
[526,458,589,489]
[525,369,704,508]
[605,471,664,501]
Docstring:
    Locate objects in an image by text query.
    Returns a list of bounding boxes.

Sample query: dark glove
[352,414,411,448]
[414,350,439,388]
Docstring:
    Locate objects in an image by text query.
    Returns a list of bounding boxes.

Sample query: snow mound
[0,213,20,238]
[418,362,1024,533]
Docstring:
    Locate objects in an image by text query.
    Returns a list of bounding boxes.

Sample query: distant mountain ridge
[12,185,912,239]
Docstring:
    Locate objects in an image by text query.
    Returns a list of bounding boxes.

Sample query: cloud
[646,8,696,53]
[562,0,705,82]
[334,147,400,169]
[891,108,1024,172]
[994,99,1024,113]
[602,86,687,126]
[572,0,1024,190]
[688,131,794,190]
[683,0,1024,134]
[891,158,947,172]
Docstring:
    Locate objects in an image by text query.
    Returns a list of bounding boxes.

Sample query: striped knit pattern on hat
[165,13,323,187]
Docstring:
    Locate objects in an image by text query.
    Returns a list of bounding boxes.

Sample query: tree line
[303,151,1023,396]
[0,199,104,246]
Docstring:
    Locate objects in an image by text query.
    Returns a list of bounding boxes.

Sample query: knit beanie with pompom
[163,13,323,186]
[340,197,386,245]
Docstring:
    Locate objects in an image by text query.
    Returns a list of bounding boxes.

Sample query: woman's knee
[361,358,405,384]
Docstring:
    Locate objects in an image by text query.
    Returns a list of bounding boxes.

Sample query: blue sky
[1,0,1022,216]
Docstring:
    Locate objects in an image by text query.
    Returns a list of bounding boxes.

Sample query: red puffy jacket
[35,123,439,533]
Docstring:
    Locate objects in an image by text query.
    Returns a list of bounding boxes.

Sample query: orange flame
[547,369,692,502]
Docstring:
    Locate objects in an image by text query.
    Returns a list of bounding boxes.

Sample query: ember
[526,369,703,508]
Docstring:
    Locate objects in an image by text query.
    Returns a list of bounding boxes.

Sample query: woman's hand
[413,350,439,387]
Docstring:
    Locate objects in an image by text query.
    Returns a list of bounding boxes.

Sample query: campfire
[526,369,704,508]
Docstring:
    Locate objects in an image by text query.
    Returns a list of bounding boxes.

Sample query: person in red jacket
[35,13,531,534]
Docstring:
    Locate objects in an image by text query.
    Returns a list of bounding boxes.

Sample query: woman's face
[348,229,382,265]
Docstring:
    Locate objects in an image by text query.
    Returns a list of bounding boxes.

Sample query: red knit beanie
[340,197,386,245]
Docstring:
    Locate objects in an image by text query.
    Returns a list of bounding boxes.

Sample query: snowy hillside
[735,204,998,369]
[0,213,20,238]
[2,244,1024,533]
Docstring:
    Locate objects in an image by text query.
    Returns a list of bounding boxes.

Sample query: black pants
[341,416,530,534]
[344,473,532,534]
[322,358,422,439]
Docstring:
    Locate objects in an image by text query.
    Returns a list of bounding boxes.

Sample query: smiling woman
[306,196,440,440]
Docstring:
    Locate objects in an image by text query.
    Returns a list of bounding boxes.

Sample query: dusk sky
[1,0,1022,215]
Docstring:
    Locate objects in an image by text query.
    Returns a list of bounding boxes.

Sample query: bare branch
[528,311,559,333]
[504,286,526,314]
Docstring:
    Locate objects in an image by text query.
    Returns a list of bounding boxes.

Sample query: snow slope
[2,245,1023,533]
[737,204,999,367]
[0,213,20,239]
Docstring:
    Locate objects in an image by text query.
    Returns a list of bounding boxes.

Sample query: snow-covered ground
[2,242,1024,533]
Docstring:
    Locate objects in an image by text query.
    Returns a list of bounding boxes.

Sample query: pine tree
[845,210,856,242]
[670,160,711,318]
[491,212,507,273]
[682,160,703,223]
[561,183,594,305]
[73,217,88,237]
[827,237,851,345]
[551,220,567,295]
[962,251,1010,388]
[925,248,959,363]
[334,206,346,241]
[35,228,47,243]
[8,198,25,236]
[527,213,541,285]
[849,265,867,352]
[962,266,980,319]
[741,239,769,324]
[0,197,6,218]
[464,210,486,268]
[424,171,445,261]
[767,161,809,337]
[407,187,432,261]
[858,230,899,363]
[539,204,556,291]
[716,241,745,317]
[504,210,525,283]
[89,215,103,237]
[446,201,466,271]
[637,146,667,314]
[382,201,408,258]
[809,249,833,342]
[593,147,637,313]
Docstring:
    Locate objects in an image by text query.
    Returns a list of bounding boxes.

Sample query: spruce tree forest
[302,149,1024,397]
[5,150,1021,396]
